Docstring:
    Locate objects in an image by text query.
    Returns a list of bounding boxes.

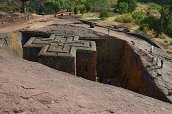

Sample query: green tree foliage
[139,0,171,5]
[45,0,62,17]
[0,0,22,12]
[116,2,128,14]
[79,5,86,15]
[82,0,110,19]
[148,3,162,11]
[116,0,137,13]
[139,1,172,37]
[167,18,172,36]
[132,11,146,24]
[162,3,172,36]
[98,0,111,19]
[100,8,109,20]
[140,16,162,36]
[74,6,79,14]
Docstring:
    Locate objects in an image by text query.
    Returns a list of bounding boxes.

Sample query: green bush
[74,6,79,14]
[167,18,172,36]
[132,11,146,24]
[164,40,169,43]
[148,3,161,11]
[79,5,86,15]
[116,2,128,14]
[170,41,172,45]
[140,15,165,37]
[115,13,133,23]
[116,0,137,12]
[99,8,109,20]
[139,24,146,31]
[44,1,60,17]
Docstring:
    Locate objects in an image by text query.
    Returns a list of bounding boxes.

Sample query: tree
[20,0,29,13]
[140,2,172,37]
[116,2,128,14]
[98,0,110,19]
[100,8,109,20]
[141,14,169,37]
[74,6,79,14]
[79,5,86,15]
[141,16,162,37]
[84,0,91,12]
[45,0,61,17]
[63,0,74,11]
[116,0,137,12]
[159,4,172,36]
[132,11,146,24]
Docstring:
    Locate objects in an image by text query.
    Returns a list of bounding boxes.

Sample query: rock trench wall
[119,42,170,103]
[85,37,171,103]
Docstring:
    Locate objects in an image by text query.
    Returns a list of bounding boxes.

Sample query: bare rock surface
[0,50,172,114]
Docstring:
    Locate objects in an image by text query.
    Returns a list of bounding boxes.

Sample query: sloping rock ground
[0,49,172,114]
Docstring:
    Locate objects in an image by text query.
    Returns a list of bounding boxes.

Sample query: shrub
[139,24,146,31]
[164,40,169,43]
[132,11,146,24]
[79,5,86,15]
[116,0,137,12]
[115,13,133,23]
[44,1,60,17]
[167,18,172,36]
[116,2,128,14]
[74,6,79,14]
[170,41,172,45]
[140,15,168,37]
[99,8,109,20]
[148,3,161,11]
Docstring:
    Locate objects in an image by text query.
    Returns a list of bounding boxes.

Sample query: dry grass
[10,32,22,55]
[81,12,100,20]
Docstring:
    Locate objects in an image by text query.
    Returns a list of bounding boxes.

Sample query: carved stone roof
[24,34,96,58]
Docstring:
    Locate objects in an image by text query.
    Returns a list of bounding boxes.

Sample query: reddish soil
[0,15,52,33]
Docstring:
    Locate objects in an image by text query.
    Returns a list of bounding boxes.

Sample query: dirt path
[0,15,53,33]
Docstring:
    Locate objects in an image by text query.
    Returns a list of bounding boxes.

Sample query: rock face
[23,34,97,81]
[0,32,22,56]
[119,42,171,103]
[0,50,172,114]
[84,37,171,103]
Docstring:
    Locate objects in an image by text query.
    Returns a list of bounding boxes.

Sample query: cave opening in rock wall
[21,32,171,104]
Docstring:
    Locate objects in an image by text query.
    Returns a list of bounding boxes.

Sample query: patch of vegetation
[100,9,109,20]
[170,41,172,45]
[140,4,172,37]
[115,13,133,23]
[79,5,86,15]
[74,6,79,14]
[116,2,129,14]
[116,0,137,13]
[132,11,146,24]
[0,0,21,12]
[45,0,61,17]
[148,3,162,11]
[164,39,169,44]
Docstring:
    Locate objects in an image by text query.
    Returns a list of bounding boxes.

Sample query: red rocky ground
[0,50,172,114]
